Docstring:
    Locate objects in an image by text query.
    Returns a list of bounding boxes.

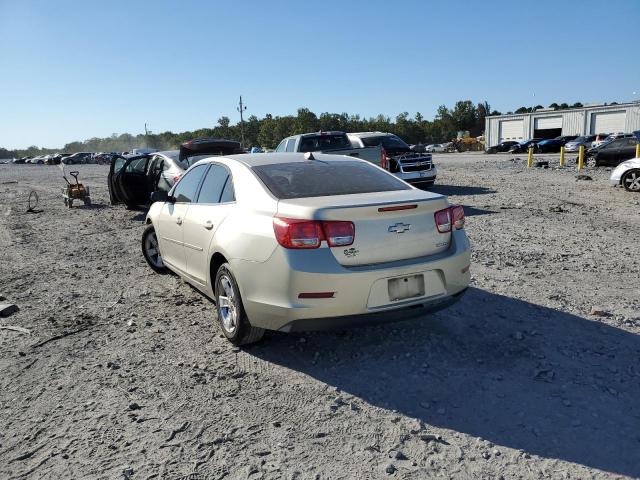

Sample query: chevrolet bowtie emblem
[388,222,411,233]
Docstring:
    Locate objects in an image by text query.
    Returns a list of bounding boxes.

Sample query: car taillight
[273,217,355,249]
[434,205,465,233]
[273,218,323,248]
[381,148,388,169]
[451,204,465,230]
[323,221,355,247]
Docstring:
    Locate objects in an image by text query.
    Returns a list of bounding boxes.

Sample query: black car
[587,136,639,167]
[486,141,519,154]
[534,135,579,153]
[63,152,93,164]
[508,138,544,154]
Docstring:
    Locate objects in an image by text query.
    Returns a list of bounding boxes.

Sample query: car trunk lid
[277,190,451,266]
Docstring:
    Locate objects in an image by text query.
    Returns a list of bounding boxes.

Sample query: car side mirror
[150,190,171,203]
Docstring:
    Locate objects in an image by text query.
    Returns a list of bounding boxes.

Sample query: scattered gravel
[0,154,639,479]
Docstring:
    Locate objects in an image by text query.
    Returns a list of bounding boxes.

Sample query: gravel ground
[1,154,639,480]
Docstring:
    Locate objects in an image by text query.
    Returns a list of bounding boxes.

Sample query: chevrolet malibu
[142,153,471,345]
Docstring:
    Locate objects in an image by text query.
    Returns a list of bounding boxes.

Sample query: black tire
[141,225,168,273]
[214,263,264,345]
[622,169,640,192]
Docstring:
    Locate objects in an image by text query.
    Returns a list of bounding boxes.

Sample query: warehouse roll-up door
[499,120,524,142]
[590,111,626,135]
[534,116,562,139]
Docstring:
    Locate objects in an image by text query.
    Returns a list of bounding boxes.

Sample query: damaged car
[108,138,242,208]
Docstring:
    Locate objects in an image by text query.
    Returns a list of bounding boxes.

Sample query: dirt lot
[1,154,639,480]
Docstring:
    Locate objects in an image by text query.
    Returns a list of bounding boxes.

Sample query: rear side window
[360,135,409,150]
[197,164,230,204]
[125,158,148,173]
[173,164,207,203]
[252,161,411,199]
[220,178,235,203]
[298,134,351,152]
[113,157,125,174]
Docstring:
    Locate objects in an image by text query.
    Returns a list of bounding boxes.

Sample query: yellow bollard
[527,147,533,168]
[559,146,565,167]
[578,145,584,170]
[636,143,640,158]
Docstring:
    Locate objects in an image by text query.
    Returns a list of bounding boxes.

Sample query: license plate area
[388,274,425,301]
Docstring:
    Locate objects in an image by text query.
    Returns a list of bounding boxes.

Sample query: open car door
[116,155,152,207]
[108,155,127,205]
[147,155,166,194]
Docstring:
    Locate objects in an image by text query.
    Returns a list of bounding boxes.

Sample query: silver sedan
[142,153,471,344]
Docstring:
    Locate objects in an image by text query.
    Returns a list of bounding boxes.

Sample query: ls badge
[343,247,359,258]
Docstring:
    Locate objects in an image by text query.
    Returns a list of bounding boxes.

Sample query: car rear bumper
[279,287,467,332]
[394,168,437,183]
[233,229,471,331]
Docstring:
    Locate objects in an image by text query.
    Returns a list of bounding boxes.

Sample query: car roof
[155,150,179,157]
[197,152,366,168]
[348,131,395,138]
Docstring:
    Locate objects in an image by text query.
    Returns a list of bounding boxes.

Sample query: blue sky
[1,0,638,149]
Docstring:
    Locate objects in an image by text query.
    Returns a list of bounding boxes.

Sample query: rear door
[147,155,165,194]
[117,156,151,206]
[615,138,639,163]
[182,164,235,286]
[157,164,208,274]
[108,155,127,204]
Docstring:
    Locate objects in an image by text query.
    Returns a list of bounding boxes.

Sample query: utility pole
[237,96,247,148]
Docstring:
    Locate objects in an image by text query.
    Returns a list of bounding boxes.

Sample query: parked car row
[488,131,640,158]
[11,151,122,165]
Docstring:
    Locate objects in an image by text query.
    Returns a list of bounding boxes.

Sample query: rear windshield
[252,161,411,199]
[299,134,351,152]
[360,135,409,150]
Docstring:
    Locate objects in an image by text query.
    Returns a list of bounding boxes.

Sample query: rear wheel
[622,169,640,192]
[215,263,264,345]
[141,225,167,273]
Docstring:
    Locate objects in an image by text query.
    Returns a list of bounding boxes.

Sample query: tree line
[0,99,601,158]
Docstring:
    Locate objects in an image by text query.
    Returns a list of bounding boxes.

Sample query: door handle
[203,220,214,230]
[176,217,183,225]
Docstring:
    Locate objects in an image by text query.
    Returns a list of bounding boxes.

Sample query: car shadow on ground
[250,287,640,477]
[425,185,497,196]
[462,206,495,217]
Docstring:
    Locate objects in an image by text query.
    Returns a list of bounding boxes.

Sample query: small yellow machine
[62,170,91,207]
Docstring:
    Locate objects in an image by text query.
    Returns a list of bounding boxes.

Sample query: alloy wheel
[144,231,164,268]
[218,275,238,334]
[623,171,640,192]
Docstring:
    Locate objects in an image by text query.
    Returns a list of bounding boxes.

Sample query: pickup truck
[275,131,382,163]
[348,132,437,186]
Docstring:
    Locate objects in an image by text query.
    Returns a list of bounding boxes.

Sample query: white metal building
[485,102,640,148]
